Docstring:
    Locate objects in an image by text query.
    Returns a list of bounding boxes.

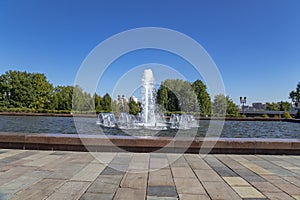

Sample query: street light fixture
[240,96,247,116]
[3,91,11,112]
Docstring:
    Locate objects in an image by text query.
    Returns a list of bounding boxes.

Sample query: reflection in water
[0,116,299,139]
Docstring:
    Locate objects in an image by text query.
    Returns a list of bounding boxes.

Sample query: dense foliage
[289,82,300,117]
[212,94,239,117]
[289,82,300,104]
[265,101,291,111]
[0,70,112,113]
[156,79,211,115]
[0,70,244,116]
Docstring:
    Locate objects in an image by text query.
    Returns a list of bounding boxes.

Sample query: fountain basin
[1,132,299,155]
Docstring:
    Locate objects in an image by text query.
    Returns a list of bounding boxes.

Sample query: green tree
[94,93,103,112]
[212,94,238,117]
[279,101,291,112]
[50,86,73,111]
[102,93,112,112]
[72,86,93,112]
[289,82,300,103]
[157,85,168,110]
[266,102,280,111]
[128,97,140,115]
[157,79,198,113]
[31,73,53,109]
[0,70,53,110]
[191,80,212,116]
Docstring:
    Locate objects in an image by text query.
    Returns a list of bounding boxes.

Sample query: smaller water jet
[169,114,199,130]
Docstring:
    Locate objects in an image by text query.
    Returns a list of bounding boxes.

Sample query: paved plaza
[0,149,300,200]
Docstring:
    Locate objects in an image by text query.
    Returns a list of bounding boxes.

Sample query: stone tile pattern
[0,149,299,199]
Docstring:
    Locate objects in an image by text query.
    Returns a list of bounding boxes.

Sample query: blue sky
[0,0,299,105]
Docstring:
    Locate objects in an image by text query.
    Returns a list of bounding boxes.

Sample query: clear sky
[0,0,299,105]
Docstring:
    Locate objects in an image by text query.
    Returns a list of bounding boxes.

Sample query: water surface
[0,116,299,139]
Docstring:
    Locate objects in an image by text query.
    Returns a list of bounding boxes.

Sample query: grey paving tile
[100,166,126,175]
[88,175,123,194]
[212,166,238,177]
[80,193,114,200]
[204,156,238,177]
[150,153,168,158]
[147,196,178,200]
[147,186,177,197]
[110,156,132,165]
[235,169,266,182]
[50,152,67,155]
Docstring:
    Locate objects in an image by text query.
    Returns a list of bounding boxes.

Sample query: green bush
[282,112,292,119]
[262,114,269,118]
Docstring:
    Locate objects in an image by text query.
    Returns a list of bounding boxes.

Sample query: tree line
[0,70,119,113]
[0,70,299,117]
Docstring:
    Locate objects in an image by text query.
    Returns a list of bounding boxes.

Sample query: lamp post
[3,91,11,112]
[240,96,247,116]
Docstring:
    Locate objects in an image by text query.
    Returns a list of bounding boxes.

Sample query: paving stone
[174,178,206,195]
[0,193,13,200]
[0,166,34,186]
[293,195,300,200]
[90,152,116,164]
[169,156,189,167]
[88,175,123,194]
[213,166,238,177]
[194,169,223,182]
[71,163,105,182]
[48,163,86,179]
[147,186,177,197]
[114,188,146,200]
[150,153,168,158]
[171,167,195,178]
[0,150,23,160]
[264,192,295,200]
[202,181,241,200]
[100,166,126,175]
[46,181,90,200]
[120,172,148,189]
[150,158,169,169]
[108,164,129,172]
[185,155,212,170]
[24,155,62,167]
[223,177,250,186]
[266,167,298,177]
[2,150,300,200]
[217,155,246,170]
[25,170,51,178]
[128,161,149,170]
[110,155,132,165]
[179,194,210,200]
[148,169,174,186]
[0,175,41,195]
[11,179,65,200]
[235,169,266,183]
[50,151,68,155]
[147,196,178,200]
[272,181,300,195]
[232,186,265,198]
[80,193,114,200]
[251,181,281,193]
[282,176,300,187]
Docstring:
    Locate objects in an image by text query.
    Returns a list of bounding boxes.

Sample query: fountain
[96,112,117,128]
[96,69,198,131]
[169,114,199,130]
[139,69,167,129]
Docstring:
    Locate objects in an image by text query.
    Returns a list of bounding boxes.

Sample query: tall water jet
[140,69,166,129]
